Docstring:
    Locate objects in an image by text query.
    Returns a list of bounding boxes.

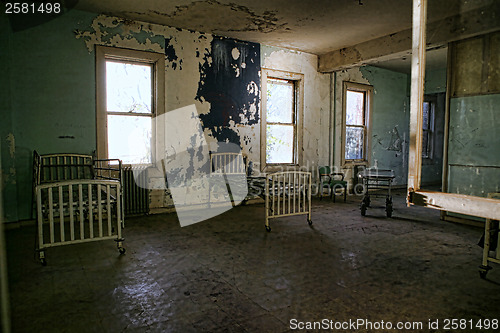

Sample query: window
[261,69,304,169]
[266,78,295,164]
[96,46,165,164]
[342,82,372,164]
[422,97,435,159]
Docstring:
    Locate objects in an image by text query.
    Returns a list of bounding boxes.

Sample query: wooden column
[407,0,427,202]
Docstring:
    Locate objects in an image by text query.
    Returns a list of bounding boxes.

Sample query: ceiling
[375,46,448,74]
[74,0,494,55]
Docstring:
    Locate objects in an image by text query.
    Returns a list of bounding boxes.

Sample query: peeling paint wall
[334,66,410,186]
[447,33,500,201]
[5,10,315,220]
[197,36,261,154]
[261,45,331,174]
[448,95,500,197]
[0,12,18,222]
[333,65,447,188]
[2,10,97,222]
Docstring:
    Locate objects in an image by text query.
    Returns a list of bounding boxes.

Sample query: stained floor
[6,191,500,332]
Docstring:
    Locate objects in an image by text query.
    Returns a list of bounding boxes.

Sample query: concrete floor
[6,190,500,332]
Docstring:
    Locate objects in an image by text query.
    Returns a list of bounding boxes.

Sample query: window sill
[342,160,368,168]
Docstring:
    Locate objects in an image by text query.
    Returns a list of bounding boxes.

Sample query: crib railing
[36,179,124,265]
[265,171,312,231]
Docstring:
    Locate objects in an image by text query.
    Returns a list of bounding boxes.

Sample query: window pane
[108,115,151,164]
[267,78,294,123]
[266,125,294,164]
[345,126,364,160]
[106,61,152,113]
[346,90,365,125]
[423,102,430,130]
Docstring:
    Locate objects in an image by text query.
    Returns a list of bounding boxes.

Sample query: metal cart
[358,168,395,217]
[479,192,500,279]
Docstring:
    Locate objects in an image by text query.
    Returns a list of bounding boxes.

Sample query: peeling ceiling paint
[74,0,493,55]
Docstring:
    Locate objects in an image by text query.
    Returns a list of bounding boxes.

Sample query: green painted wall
[1,12,17,222]
[354,65,446,187]
[448,94,500,197]
[361,66,410,185]
[425,68,447,95]
[2,10,96,222]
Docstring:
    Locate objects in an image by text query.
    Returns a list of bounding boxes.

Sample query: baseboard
[3,219,35,230]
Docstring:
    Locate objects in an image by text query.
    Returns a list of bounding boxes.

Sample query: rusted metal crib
[265,171,312,232]
[33,151,125,265]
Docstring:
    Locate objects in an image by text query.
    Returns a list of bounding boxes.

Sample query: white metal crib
[33,151,125,265]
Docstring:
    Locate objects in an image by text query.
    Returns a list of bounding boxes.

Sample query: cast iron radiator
[123,165,149,216]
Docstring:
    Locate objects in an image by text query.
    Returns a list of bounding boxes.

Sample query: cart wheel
[40,258,47,266]
[265,225,271,232]
[360,203,367,216]
[118,247,126,255]
[386,204,393,218]
[307,219,313,225]
[366,196,371,207]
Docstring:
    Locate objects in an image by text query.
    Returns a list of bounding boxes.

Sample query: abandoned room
[1,0,500,332]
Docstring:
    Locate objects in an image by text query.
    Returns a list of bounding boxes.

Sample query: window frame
[422,95,436,160]
[341,82,373,167]
[260,69,304,171]
[96,46,165,165]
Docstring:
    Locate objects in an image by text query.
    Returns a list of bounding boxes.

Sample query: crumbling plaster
[261,46,331,173]
[334,66,411,187]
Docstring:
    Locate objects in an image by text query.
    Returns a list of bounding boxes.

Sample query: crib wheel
[40,258,47,266]
[118,247,126,254]
[308,219,313,225]
[265,225,271,232]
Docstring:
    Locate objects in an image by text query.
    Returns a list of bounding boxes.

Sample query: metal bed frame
[359,168,395,217]
[209,152,247,208]
[265,171,312,232]
[208,152,313,232]
[479,192,500,279]
[33,151,125,265]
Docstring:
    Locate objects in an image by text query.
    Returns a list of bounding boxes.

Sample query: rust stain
[142,0,287,34]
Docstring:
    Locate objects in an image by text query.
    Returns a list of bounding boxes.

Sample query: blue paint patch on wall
[196,36,260,147]
[165,37,181,70]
